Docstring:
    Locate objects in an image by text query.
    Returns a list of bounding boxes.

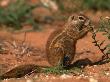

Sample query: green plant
[43,65,82,75]
[0,0,44,30]
[91,17,110,62]
[82,0,110,11]
[55,0,82,13]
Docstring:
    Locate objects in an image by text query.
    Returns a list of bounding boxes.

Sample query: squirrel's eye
[78,16,84,20]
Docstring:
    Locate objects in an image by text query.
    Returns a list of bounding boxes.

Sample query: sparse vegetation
[43,65,82,75]
[55,0,82,13]
[91,17,110,62]
[0,0,45,30]
[82,0,110,11]
[55,0,110,14]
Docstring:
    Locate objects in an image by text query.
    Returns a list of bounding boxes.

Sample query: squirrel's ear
[68,15,74,22]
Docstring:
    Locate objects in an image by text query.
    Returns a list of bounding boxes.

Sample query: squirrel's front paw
[86,25,93,32]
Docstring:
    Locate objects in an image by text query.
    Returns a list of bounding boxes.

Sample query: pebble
[89,78,98,82]
[60,74,72,79]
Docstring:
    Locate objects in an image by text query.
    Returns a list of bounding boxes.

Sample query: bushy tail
[0,64,45,80]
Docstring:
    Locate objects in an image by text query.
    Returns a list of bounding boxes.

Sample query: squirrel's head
[67,14,91,31]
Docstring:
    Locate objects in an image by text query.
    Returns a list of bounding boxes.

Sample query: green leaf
[106,50,110,54]
[105,44,110,49]
[107,35,110,39]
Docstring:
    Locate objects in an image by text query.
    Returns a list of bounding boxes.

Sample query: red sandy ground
[0,11,110,82]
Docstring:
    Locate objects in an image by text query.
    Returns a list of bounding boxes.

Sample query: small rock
[104,72,110,76]
[89,78,98,82]
[60,74,72,79]
[34,75,38,79]
[105,16,110,19]
[26,79,33,82]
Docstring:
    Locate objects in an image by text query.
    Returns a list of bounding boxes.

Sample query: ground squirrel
[0,14,92,80]
[46,14,92,66]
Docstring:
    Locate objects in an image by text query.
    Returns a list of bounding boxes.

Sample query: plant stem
[91,26,108,60]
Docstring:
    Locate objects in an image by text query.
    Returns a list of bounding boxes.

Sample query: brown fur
[46,14,92,66]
